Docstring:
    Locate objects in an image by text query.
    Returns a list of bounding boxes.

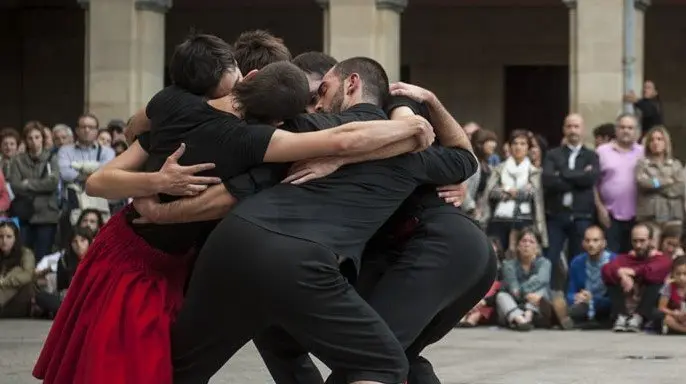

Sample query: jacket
[479,163,548,247]
[566,252,616,310]
[541,145,599,217]
[7,150,61,224]
[0,247,35,288]
[635,157,684,224]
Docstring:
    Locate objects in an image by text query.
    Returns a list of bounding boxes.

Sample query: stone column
[633,0,650,95]
[321,0,407,82]
[81,0,169,123]
[566,0,650,144]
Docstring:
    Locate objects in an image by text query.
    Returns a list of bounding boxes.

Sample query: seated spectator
[34,227,95,318]
[0,220,35,318]
[481,130,547,251]
[593,123,615,148]
[8,123,61,262]
[635,126,684,232]
[566,226,616,327]
[659,224,684,259]
[495,228,554,331]
[657,256,686,334]
[602,223,672,332]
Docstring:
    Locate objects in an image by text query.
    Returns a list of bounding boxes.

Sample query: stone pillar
[321,0,407,82]
[633,0,650,95]
[566,0,650,144]
[81,0,169,124]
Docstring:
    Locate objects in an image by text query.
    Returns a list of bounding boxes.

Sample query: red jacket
[601,251,671,286]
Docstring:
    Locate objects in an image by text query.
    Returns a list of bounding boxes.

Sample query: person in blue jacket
[567,225,616,327]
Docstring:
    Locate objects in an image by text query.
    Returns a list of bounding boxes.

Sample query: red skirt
[33,205,194,384]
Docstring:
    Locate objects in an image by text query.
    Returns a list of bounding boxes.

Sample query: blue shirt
[57,142,115,184]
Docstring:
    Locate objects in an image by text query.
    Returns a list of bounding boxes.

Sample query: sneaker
[613,315,628,332]
[626,314,643,332]
[662,323,669,335]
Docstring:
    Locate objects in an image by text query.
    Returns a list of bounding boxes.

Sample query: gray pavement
[1,320,685,383]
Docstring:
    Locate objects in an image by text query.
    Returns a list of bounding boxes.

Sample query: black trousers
[607,283,662,319]
[171,214,407,384]
[256,210,497,384]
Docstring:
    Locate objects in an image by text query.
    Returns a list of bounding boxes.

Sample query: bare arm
[124,108,150,145]
[86,142,220,199]
[134,183,237,224]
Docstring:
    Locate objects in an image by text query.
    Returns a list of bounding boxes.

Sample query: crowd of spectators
[0,116,124,318]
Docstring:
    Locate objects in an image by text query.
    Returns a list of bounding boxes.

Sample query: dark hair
[169,33,237,96]
[471,129,498,162]
[488,236,505,263]
[672,256,686,273]
[112,141,128,153]
[593,123,616,140]
[661,224,682,242]
[107,119,126,134]
[77,208,105,231]
[63,227,96,270]
[333,57,390,107]
[234,61,309,123]
[292,51,338,78]
[77,113,100,129]
[508,129,533,147]
[234,30,292,75]
[0,221,24,272]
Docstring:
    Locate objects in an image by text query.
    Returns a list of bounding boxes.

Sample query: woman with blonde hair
[635,126,684,234]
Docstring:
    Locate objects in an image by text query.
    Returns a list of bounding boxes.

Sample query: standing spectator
[657,256,686,334]
[463,129,499,217]
[596,114,644,254]
[8,124,60,262]
[635,126,684,232]
[463,121,481,139]
[481,130,547,251]
[106,119,127,144]
[41,126,54,152]
[51,124,73,149]
[602,223,672,332]
[543,113,599,287]
[495,228,553,331]
[528,133,547,168]
[624,80,663,132]
[75,208,105,233]
[112,141,128,156]
[97,129,113,148]
[566,226,616,327]
[593,123,616,148]
[0,220,35,318]
[57,113,114,241]
[0,129,20,176]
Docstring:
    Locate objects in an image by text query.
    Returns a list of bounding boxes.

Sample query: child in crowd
[658,256,686,334]
[659,225,684,259]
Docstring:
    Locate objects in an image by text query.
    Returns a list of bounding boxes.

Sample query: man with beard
[601,223,671,332]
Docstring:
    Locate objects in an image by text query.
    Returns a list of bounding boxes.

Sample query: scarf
[585,250,612,298]
[493,156,532,219]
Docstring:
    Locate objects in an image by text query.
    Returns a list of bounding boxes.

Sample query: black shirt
[131,86,276,253]
[228,104,478,270]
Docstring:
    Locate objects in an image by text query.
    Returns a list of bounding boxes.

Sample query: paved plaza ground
[1,320,685,383]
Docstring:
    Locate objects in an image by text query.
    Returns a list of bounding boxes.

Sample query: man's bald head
[563,113,584,146]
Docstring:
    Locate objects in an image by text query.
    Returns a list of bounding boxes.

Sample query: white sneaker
[613,315,628,332]
[626,314,643,332]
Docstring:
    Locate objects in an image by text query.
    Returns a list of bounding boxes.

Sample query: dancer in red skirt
[33,34,430,384]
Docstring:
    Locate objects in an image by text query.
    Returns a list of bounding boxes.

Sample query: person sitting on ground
[0,220,35,318]
[34,227,95,319]
[601,222,672,332]
[566,226,616,328]
[657,256,686,334]
[495,228,555,331]
[659,224,684,259]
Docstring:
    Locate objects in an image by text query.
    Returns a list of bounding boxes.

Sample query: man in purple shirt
[595,113,644,253]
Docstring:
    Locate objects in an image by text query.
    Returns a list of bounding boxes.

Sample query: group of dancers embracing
[32,30,496,384]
